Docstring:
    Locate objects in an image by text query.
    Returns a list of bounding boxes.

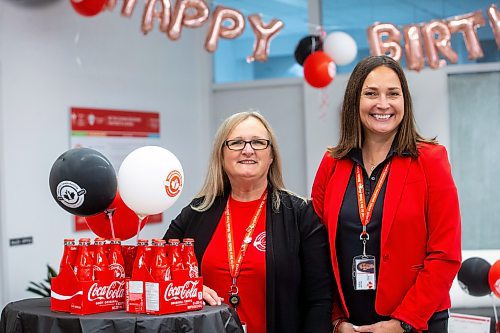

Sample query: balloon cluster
[457,257,500,298]
[294,32,357,89]
[49,146,184,240]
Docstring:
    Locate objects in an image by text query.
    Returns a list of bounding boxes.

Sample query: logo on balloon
[56,181,87,208]
[164,170,183,197]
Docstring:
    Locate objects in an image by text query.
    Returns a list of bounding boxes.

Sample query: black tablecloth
[0,298,244,333]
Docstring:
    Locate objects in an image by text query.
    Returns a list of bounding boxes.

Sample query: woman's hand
[203,285,224,306]
[353,319,403,333]
[338,321,356,333]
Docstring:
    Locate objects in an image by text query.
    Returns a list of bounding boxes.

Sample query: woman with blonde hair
[164,111,333,333]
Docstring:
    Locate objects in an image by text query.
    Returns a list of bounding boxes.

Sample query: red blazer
[312,143,461,331]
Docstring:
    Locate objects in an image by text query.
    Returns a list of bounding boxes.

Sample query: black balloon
[49,148,117,216]
[457,257,492,297]
[294,35,323,66]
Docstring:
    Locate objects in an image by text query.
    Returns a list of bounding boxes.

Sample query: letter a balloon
[118,146,184,216]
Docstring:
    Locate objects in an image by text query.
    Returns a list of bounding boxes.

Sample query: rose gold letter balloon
[247,14,285,62]
[121,0,138,17]
[403,25,424,72]
[142,0,171,35]
[106,0,117,11]
[448,11,485,60]
[487,4,500,48]
[205,6,245,53]
[168,0,209,40]
[366,23,402,61]
[421,21,458,69]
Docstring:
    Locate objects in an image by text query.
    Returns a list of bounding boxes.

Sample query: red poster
[71,107,160,137]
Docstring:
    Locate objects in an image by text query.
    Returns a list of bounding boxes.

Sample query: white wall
[0,0,211,307]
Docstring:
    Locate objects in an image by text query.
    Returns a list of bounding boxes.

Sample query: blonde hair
[192,111,287,212]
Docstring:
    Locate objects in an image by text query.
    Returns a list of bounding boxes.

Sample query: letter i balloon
[118,146,184,238]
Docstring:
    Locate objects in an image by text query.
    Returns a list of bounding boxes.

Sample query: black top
[164,187,333,333]
[336,148,394,325]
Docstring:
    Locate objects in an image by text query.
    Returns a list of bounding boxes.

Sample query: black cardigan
[164,188,333,333]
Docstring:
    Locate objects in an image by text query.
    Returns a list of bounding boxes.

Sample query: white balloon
[323,31,358,66]
[118,146,184,216]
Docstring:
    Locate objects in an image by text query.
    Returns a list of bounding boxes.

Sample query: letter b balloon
[118,146,184,216]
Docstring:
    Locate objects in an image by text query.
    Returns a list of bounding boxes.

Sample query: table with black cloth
[0,297,244,333]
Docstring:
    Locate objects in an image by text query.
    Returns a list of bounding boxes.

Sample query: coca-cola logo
[87,280,125,301]
[164,280,199,302]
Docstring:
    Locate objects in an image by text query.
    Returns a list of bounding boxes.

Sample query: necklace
[369,163,377,172]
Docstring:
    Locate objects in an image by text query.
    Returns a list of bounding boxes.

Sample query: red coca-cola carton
[51,265,125,314]
[125,238,203,315]
[51,237,125,315]
[125,261,203,315]
[144,276,203,315]
[69,271,125,315]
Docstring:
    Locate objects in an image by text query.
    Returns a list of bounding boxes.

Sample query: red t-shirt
[202,196,267,333]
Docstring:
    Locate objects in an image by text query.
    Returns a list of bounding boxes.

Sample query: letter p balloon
[118,146,184,216]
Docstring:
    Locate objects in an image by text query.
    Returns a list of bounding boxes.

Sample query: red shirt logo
[253,232,266,252]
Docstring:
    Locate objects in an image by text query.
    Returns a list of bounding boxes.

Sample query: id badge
[352,255,376,290]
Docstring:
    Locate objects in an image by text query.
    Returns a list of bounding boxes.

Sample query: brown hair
[329,55,436,159]
[192,111,289,212]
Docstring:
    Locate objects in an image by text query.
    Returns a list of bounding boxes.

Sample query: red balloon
[70,0,107,17]
[85,192,148,241]
[489,260,500,297]
[303,51,336,88]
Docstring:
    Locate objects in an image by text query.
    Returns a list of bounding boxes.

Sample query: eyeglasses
[224,139,271,151]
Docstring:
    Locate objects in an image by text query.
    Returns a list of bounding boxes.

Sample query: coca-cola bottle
[182,238,199,278]
[168,239,184,273]
[108,238,125,279]
[93,238,109,278]
[74,238,94,281]
[150,239,170,282]
[59,238,78,273]
[132,239,150,272]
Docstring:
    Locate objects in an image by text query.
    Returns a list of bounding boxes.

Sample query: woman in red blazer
[312,56,461,333]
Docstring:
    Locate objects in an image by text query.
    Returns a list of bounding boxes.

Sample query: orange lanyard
[225,190,267,291]
[355,162,391,243]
